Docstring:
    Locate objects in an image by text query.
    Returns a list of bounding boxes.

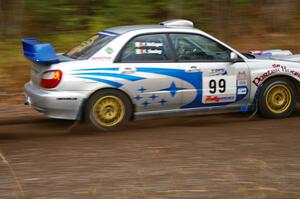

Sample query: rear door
[115,33,185,113]
[168,33,250,109]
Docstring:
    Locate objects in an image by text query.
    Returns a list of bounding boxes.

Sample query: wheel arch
[79,87,136,121]
[254,74,300,103]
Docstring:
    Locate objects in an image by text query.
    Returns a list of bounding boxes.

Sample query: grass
[0,32,89,93]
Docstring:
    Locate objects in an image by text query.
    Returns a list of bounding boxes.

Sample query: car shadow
[1,107,300,140]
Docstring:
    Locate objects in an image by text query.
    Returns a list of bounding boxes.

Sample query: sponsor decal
[253,64,300,87]
[91,56,112,61]
[289,70,300,78]
[237,71,247,86]
[136,49,162,55]
[238,71,247,80]
[135,42,163,48]
[252,67,281,87]
[134,41,163,55]
[205,96,221,103]
[238,80,247,86]
[105,47,114,54]
[204,95,235,103]
[237,88,247,95]
[209,68,227,76]
[202,75,237,103]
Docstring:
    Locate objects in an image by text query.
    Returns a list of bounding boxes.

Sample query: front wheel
[258,78,297,119]
[85,90,133,130]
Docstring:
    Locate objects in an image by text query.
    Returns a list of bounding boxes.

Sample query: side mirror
[230,52,239,63]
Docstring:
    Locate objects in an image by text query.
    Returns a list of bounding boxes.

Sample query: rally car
[23,19,300,130]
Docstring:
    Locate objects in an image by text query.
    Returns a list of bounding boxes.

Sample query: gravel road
[0,107,300,199]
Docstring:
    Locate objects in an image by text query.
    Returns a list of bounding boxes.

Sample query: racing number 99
[209,79,226,94]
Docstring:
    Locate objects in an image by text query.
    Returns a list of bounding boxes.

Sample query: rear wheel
[85,90,133,130]
[258,78,297,119]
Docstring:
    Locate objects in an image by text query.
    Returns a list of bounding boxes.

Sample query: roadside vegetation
[1,0,300,94]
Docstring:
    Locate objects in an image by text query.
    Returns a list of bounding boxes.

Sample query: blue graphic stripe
[136,67,240,108]
[72,67,246,109]
[136,68,203,108]
[73,72,145,81]
[160,82,185,97]
[77,77,123,88]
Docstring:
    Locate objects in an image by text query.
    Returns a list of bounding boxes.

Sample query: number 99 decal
[209,79,226,94]
[203,76,236,104]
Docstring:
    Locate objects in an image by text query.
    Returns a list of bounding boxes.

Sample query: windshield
[64,32,117,60]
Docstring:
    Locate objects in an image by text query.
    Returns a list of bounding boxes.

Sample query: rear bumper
[24,82,87,120]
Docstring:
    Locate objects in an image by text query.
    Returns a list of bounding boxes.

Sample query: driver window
[169,34,231,62]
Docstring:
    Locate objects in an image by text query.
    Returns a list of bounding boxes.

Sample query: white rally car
[23,19,300,130]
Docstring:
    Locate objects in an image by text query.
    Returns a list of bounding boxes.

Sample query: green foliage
[229,0,254,4]
[1,0,300,92]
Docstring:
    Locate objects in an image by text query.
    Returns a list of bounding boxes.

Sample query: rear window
[65,32,117,60]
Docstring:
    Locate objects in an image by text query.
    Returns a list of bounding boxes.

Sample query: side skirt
[134,105,243,120]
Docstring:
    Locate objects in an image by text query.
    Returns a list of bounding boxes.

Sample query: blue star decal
[159,99,167,105]
[160,82,185,97]
[134,95,143,101]
[142,101,150,107]
[149,94,158,100]
[138,86,147,93]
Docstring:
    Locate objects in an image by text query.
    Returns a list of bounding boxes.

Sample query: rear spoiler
[22,38,59,64]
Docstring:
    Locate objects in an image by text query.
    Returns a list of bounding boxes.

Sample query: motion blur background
[1,0,300,105]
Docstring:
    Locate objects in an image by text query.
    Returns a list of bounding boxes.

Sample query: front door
[168,33,250,109]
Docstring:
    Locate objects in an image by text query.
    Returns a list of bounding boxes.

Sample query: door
[168,33,250,109]
[116,33,185,112]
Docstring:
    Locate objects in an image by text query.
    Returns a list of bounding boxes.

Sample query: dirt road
[0,107,300,199]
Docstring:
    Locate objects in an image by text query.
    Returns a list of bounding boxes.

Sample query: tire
[258,77,297,119]
[85,89,133,131]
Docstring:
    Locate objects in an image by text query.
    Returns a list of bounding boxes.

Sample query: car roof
[103,20,202,35]
[104,25,169,35]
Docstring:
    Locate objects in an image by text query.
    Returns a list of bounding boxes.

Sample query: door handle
[185,66,200,73]
[120,67,136,74]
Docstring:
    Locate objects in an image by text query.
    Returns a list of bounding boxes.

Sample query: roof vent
[159,19,194,28]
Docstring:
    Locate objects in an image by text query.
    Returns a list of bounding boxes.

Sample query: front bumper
[24,82,87,120]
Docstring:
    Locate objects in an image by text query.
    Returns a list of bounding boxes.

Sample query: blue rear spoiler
[22,38,59,64]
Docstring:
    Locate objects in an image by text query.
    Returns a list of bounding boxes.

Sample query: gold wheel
[265,84,292,114]
[92,95,125,127]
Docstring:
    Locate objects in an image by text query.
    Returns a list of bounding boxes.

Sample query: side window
[169,34,231,62]
[120,34,172,62]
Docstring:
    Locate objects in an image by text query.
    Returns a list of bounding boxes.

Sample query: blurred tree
[0,0,24,37]
[0,0,299,38]
[0,0,299,44]
[0,0,3,37]
[262,0,299,32]
[2,0,300,93]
